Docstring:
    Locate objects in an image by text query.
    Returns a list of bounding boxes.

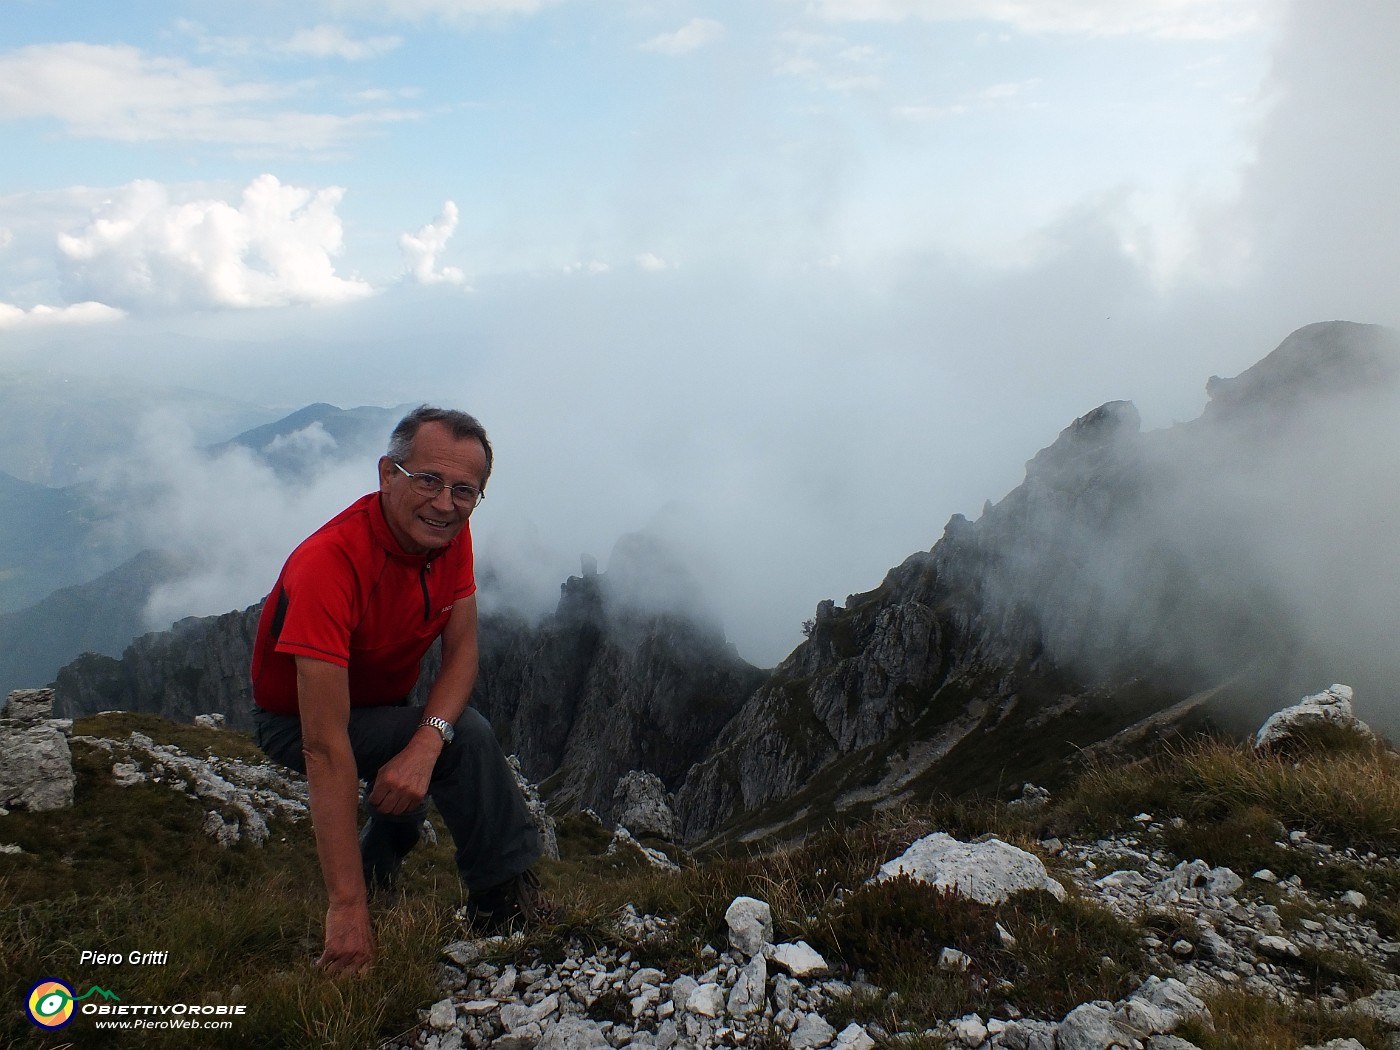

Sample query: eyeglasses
[391,461,483,509]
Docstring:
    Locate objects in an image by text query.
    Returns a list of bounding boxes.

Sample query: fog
[10,2,1400,677]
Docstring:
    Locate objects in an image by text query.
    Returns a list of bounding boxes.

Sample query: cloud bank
[56,175,373,310]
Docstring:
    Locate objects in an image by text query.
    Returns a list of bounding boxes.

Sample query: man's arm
[365,593,480,816]
[297,656,374,974]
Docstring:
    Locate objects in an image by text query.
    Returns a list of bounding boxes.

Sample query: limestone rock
[726,954,767,1017]
[769,941,830,978]
[0,689,75,812]
[1255,685,1372,751]
[1058,1002,1142,1050]
[725,896,773,957]
[613,770,680,841]
[875,833,1066,903]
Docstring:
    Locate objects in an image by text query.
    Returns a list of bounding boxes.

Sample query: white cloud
[563,260,611,274]
[636,252,673,271]
[774,30,882,91]
[281,25,404,59]
[400,201,470,286]
[323,0,562,23]
[893,78,1041,120]
[640,18,727,56]
[0,43,416,150]
[0,228,12,250]
[0,300,125,330]
[55,175,374,311]
[808,0,1265,39]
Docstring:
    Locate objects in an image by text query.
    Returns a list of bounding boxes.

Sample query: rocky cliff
[674,321,1400,841]
[53,533,763,822]
[55,604,263,729]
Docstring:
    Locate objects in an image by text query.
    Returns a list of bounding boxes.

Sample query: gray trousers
[254,703,540,892]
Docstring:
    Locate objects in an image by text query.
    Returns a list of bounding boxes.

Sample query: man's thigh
[255,704,422,782]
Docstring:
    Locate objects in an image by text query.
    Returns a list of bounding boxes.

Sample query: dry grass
[1050,734,1400,858]
[1180,987,1392,1050]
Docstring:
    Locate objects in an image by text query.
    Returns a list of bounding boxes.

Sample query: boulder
[725,896,774,957]
[875,833,1066,903]
[613,770,680,841]
[0,688,75,812]
[1254,684,1372,751]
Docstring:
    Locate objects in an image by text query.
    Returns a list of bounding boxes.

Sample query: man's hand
[318,899,375,974]
[366,731,440,815]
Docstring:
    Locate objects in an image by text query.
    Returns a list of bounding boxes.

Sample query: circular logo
[26,979,76,1029]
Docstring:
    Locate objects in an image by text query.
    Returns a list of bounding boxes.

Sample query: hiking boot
[465,869,557,933]
[359,816,421,893]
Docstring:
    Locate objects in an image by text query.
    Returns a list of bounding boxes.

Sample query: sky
[1,0,1398,666]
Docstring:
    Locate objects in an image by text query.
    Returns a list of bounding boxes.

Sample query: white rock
[670,975,698,1013]
[1255,684,1371,750]
[768,941,830,978]
[500,992,560,1031]
[537,1019,616,1050]
[938,947,972,972]
[953,1014,988,1047]
[428,998,457,1030]
[834,1023,876,1050]
[1058,1003,1142,1050]
[0,719,75,811]
[875,833,1066,903]
[444,940,484,966]
[725,896,774,957]
[612,771,680,841]
[1354,989,1400,1026]
[112,762,144,787]
[1340,890,1367,909]
[687,984,724,1018]
[791,1013,837,1049]
[1132,977,1212,1030]
[726,955,767,1017]
[1255,935,1301,959]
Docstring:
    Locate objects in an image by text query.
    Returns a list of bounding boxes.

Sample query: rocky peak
[675,322,1400,842]
[1205,320,1400,416]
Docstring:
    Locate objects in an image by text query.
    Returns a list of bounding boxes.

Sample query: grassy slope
[2,714,1397,1049]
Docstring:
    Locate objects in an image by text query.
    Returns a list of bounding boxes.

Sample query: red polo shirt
[251,492,476,716]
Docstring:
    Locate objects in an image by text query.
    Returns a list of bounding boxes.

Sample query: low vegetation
[1,714,1396,1048]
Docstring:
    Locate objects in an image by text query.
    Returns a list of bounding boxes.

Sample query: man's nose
[430,485,457,513]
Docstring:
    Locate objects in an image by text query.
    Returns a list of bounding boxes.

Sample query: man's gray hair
[387,405,493,489]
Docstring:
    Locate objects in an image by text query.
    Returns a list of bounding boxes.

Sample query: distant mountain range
[0,400,407,698]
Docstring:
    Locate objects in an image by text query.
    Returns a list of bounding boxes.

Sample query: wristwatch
[420,716,455,745]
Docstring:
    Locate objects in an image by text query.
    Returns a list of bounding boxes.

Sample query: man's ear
[377,456,395,492]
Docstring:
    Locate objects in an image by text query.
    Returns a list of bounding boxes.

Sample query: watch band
[420,716,454,744]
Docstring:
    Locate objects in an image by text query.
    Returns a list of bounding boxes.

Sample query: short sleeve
[273,539,359,667]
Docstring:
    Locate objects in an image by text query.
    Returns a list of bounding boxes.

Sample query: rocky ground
[373,822,1400,1050]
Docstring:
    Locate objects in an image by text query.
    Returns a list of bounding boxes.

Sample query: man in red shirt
[251,405,542,974]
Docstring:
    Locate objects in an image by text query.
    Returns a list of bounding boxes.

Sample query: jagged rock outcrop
[446,536,766,816]
[612,770,680,841]
[1254,683,1373,751]
[675,322,1400,841]
[54,604,263,730]
[54,534,764,819]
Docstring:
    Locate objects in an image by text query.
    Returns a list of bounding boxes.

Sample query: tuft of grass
[1180,987,1392,1050]
[1049,736,1400,858]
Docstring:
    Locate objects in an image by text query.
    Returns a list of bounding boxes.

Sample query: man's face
[377,420,487,555]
